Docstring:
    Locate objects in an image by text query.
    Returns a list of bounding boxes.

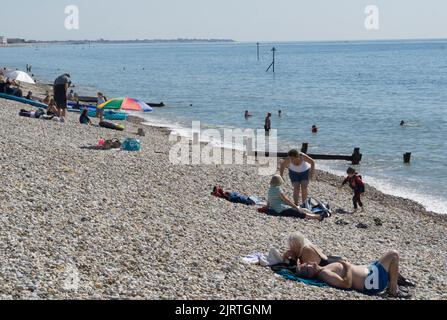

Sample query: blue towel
[275,269,328,288]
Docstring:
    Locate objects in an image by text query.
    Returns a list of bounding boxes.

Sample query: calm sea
[1,40,446,214]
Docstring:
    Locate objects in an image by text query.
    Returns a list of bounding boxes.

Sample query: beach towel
[242,248,286,267]
[242,250,328,287]
[273,267,328,288]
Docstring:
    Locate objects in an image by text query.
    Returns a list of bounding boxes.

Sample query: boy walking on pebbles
[340,167,365,212]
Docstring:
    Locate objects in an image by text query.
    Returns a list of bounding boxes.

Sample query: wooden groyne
[249,143,363,165]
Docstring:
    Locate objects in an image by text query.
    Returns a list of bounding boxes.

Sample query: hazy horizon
[1,0,447,42]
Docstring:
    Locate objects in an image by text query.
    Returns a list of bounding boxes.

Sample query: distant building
[0,36,7,46]
[7,38,26,44]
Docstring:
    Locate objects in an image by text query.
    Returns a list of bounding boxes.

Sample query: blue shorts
[363,261,389,295]
[289,169,310,184]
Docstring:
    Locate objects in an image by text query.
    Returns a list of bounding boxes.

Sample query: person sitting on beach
[5,78,23,97]
[47,98,59,116]
[280,149,316,206]
[339,167,365,212]
[0,74,6,93]
[244,110,252,118]
[41,90,51,105]
[268,175,323,221]
[25,91,33,100]
[79,108,92,125]
[296,251,411,298]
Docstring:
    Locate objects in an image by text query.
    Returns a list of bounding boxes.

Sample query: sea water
[1,40,446,213]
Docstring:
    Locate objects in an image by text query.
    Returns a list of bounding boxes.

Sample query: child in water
[340,167,365,212]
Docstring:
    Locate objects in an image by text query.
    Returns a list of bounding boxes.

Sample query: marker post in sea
[266,47,276,73]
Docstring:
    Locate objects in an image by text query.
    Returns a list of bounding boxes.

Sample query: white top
[97,97,106,105]
[289,154,311,173]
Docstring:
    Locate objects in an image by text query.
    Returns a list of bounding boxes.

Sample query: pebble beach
[0,89,446,300]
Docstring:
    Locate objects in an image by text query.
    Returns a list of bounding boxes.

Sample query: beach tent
[5,70,35,84]
[98,97,153,112]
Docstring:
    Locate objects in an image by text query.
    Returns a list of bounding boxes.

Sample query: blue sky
[2,0,447,41]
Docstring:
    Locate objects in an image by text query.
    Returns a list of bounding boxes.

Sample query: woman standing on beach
[96,92,106,122]
[280,149,315,206]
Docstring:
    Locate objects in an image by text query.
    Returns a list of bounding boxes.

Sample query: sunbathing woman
[268,175,322,221]
[47,98,59,116]
[282,232,338,267]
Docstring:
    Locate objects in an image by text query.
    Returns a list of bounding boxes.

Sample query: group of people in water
[272,231,414,297]
[244,110,319,135]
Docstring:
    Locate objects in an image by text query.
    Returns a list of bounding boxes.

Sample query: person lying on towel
[295,251,411,298]
[268,175,322,221]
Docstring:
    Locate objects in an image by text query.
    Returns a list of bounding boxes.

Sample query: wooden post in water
[272,47,276,73]
[352,148,362,165]
[257,42,260,61]
[404,152,412,164]
[266,47,276,73]
[301,143,309,154]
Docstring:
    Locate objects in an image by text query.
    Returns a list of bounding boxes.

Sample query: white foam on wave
[139,113,249,151]
[317,162,447,215]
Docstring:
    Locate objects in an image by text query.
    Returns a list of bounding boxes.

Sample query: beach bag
[121,138,141,152]
[303,198,331,217]
[103,139,121,150]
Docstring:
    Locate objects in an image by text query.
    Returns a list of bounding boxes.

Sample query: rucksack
[357,175,366,193]
[121,138,141,151]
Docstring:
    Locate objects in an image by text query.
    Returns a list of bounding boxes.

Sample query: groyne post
[301,143,309,154]
[266,47,276,72]
[404,152,412,164]
[352,148,362,165]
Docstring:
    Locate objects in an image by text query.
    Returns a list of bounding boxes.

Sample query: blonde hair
[288,232,327,260]
[270,174,284,187]
[288,232,311,255]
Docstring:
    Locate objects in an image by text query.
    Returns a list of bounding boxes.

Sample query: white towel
[242,248,287,267]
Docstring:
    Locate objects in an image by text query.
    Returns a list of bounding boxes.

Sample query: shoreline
[0,98,446,299]
[5,68,446,218]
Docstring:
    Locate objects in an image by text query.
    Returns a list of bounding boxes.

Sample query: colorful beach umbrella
[98,97,153,112]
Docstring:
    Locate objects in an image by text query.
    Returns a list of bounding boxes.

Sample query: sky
[1,0,447,42]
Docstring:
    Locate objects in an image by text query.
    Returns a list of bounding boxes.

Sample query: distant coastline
[0,38,236,47]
